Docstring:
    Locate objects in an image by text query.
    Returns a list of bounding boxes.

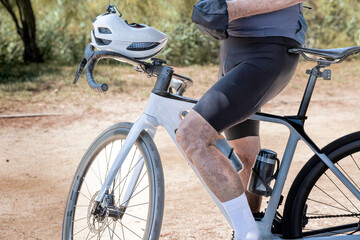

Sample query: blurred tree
[0,0,43,63]
[304,0,360,48]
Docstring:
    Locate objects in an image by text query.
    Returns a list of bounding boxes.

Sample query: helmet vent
[94,36,112,45]
[126,42,160,51]
[98,27,112,34]
[92,30,112,45]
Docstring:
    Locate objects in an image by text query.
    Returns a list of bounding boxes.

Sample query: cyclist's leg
[219,38,262,213]
[177,110,261,240]
[177,37,299,239]
[228,135,262,212]
[177,110,246,201]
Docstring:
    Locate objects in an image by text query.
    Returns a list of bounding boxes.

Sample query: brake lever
[73,58,88,84]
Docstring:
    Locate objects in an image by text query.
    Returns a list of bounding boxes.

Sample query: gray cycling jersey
[228,3,306,45]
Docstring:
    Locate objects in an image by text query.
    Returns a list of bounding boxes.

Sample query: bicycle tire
[62,122,164,240]
[283,131,360,238]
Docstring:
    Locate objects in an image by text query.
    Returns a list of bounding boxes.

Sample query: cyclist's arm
[226,0,304,22]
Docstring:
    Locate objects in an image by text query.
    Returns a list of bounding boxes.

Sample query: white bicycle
[62,41,360,239]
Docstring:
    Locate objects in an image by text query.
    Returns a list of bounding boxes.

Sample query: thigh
[219,37,260,139]
[194,39,299,134]
[224,119,260,140]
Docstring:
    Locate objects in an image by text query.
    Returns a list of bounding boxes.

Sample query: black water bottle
[248,149,279,197]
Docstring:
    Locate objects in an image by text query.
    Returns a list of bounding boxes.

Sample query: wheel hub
[87,191,128,234]
[87,191,109,234]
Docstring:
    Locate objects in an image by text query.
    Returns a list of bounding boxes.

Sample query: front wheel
[283,131,360,238]
[62,122,164,240]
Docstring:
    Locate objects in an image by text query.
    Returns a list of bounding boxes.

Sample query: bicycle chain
[307,213,360,219]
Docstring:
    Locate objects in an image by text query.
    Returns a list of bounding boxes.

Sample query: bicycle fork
[94,113,159,208]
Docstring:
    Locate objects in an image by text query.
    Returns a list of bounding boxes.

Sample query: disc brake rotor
[87,191,109,234]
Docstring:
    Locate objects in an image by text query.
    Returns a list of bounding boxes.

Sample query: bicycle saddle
[289,46,360,61]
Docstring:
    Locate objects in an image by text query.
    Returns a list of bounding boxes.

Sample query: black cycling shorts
[193,36,300,140]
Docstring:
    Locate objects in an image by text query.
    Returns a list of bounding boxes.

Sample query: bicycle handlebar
[73,43,193,93]
[74,44,146,92]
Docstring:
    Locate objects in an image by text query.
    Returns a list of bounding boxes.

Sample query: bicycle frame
[93,63,360,239]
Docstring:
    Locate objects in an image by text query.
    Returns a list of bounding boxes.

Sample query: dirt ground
[1,64,360,240]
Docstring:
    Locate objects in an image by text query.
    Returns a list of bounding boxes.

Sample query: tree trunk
[1,0,43,63]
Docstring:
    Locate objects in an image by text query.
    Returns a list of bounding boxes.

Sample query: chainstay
[307,213,360,219]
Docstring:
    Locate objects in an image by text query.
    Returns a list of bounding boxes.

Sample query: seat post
[297,65,322,117]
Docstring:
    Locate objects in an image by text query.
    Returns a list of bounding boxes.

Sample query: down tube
[143,93,235,228]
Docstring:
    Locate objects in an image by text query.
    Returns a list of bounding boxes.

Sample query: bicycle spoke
[111,151,123,195]
[109,220,117,240]
[124,185,149,205]
[97,227,106,240]
[117,220,143,239]
[116,169,147,206]
[106,142,115,183]
[89,232,100,240]
[313,185,353,213]
[119,148,138,199]
[120,218,126,240]
[324,171,359,212]
[78,190,91,201]
[121,211,147,222]
[96,154,103,185]
[104,145,109,182]
[307,198,353,213]
[85,230,92,240]
[351,154,360,171]
[73,225,89,237]
[337,162,360,191]
[111,140,123,195]
[88,230,104,240]
[74,204,89,208]
[106,220,123,240]
[126,202,149,208]
[65,126,163,239]
[73,216,87,223]
[90,165,102,186]
[83,177,93,199]
[113,156,143,193]
[133,170,147,193]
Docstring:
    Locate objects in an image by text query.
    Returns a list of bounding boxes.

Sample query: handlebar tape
[83,44,145,92]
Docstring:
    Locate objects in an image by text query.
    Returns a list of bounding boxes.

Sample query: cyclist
[176,0,306,239]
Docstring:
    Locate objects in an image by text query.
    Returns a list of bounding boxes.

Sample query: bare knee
[176,116,201,158]
[176,110,218,159]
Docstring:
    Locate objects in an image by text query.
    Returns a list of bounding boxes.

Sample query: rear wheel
[283,131,360,238]
[62,122,164,240]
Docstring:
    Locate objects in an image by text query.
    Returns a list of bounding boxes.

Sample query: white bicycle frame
[94,92,360,240]
[77,44,359,239]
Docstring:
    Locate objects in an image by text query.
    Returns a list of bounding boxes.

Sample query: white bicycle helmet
[91,6,168,60]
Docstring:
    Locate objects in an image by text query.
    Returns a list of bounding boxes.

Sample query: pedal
[271,211,283,234]
[252,211,283,234]
[253,212,265,221]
